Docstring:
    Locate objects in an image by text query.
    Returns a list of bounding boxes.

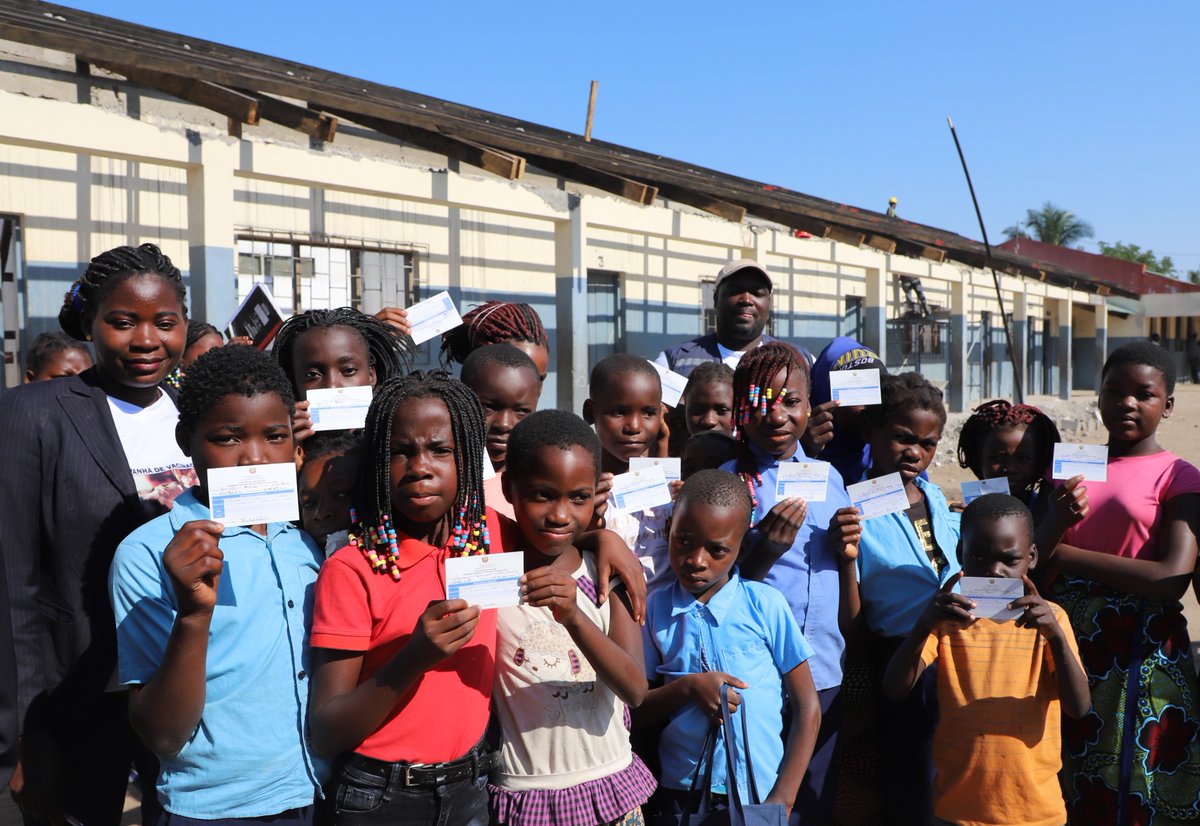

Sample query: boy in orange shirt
[883,494,1091,826]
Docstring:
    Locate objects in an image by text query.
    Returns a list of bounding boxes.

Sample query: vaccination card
[445,553,524,609]
[207,463,300,527]
[307,385,373,432]
[961,477,1011,504]
[846,472,908,519]
[406,291,464,345]
[650,360,689,408]
[1052,443,1108,482]
[610,464,673,513]
[959,576,1025,622]
[629,456,681,483]
[828,368,882,406]
[775,461,830,502]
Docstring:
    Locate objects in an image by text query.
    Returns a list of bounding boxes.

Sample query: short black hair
[271,307,410,392]
[25,331,91,375]
[301,430,363,466]
[864,372,946,431]
[681,430,738,480]
[186,321,222,350]
[460,343,538,391]
[506,409,601,480]
[177,345,296,433]
[684,361,734,396]
[1103,341,1176,395]
[589,353,660,398]
[962,493,1034,540]
[677,469,753,525]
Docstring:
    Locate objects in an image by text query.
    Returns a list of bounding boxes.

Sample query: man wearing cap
[654,259,783,375]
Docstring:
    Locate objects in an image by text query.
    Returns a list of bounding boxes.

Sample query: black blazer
[0,368,176,744]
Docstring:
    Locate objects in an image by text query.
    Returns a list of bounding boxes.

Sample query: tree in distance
[1004,202,1094,248]
[1097,241,1177,277]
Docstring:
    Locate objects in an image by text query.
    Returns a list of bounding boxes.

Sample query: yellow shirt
[920,604,1078,826]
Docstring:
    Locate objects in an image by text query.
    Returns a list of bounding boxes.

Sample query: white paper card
[846,472,909,519]
[207,463,300,527]
[482,454,496,481]
[610,464,673,513]
[776,461,830,502]
[829,368,882,406]
[307,385,374,432]
[406,291,464,345]
[1052,443,1109,482]
[650,360,689,408]
[961,477,1011,504]
[629,456,682,483]
[959,576,1024,622]
[445,553,523,609]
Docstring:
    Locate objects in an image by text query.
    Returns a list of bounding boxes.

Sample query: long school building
[0,3,1178,409]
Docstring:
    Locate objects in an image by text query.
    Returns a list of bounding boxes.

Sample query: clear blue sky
[62,1,1200,273]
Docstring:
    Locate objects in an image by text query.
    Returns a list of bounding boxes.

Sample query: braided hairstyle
[186,321,222,350]
[58,243,186,341]
[731,341,811,509]
[440,301,549,367]
[957,399,1061,487]
[271,308,410,393]
[351,370,490,581]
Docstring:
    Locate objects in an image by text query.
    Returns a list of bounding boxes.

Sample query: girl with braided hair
[271,307,411,442]
[0,242,190,826]
[718,341,851,822]
[957,398,1061,509]
[441,300,550,381]
[308,372,644,825]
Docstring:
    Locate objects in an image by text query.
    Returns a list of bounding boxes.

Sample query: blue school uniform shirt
[721,445,850,691]
[643,572,813,799]
[109,488,326,819]
[855,475,962,639]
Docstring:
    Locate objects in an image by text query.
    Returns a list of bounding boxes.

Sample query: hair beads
[351,371,492,582]
[730,342,812,510]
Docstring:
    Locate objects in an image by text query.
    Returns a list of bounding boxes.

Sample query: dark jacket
[660,333,785,378]
[0,368,174,738]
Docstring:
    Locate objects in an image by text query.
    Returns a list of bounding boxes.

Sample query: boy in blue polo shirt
[637,470,820,824]
[109,346,324,824]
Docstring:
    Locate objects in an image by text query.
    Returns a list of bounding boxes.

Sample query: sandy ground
[926,384,1200,641]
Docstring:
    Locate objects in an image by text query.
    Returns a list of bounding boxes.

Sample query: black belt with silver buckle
[347,750,495,788]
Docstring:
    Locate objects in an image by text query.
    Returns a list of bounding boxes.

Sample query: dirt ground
[926,383,1200,640]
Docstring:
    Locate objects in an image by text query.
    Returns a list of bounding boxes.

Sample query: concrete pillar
[555,195,589,414]
[948,278,968,412]
[1094,297,1109,390]
[186,137,237,326]
[1012,291,1028,403]
[863,264,887,359]
[1057,298,1073,400]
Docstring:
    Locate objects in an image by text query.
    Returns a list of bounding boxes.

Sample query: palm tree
[1003,202,1094,248]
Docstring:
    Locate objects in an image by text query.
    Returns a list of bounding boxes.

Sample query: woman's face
[89,273,186,395]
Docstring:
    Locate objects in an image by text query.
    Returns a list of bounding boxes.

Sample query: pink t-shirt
[483,473,515,520]
[1063,451,1200,560]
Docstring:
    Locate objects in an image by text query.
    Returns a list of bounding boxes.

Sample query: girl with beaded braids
[0,242,189,826]
[441,300,551,381]
[956,399,1062,513]
[271,307,411,443]
[308,372,646,825]
[717,341,851,822]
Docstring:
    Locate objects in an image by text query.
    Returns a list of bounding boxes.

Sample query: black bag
[679,684,789,826]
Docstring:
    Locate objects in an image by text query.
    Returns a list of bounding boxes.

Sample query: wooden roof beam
[331,109,524,180]
[237,91,337,142]
[823,225,866,247]
[533,158,657,206]
[894,240,947,263]
[91,59,259,126]
[865,235,898,253]
[655,184,746,223]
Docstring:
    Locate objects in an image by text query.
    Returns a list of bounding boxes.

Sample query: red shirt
[311,508,517,763]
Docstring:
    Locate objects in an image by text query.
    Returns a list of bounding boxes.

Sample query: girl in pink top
[1042,342,1200,825]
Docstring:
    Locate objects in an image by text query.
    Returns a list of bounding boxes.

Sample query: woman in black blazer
[0,244,189,826]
